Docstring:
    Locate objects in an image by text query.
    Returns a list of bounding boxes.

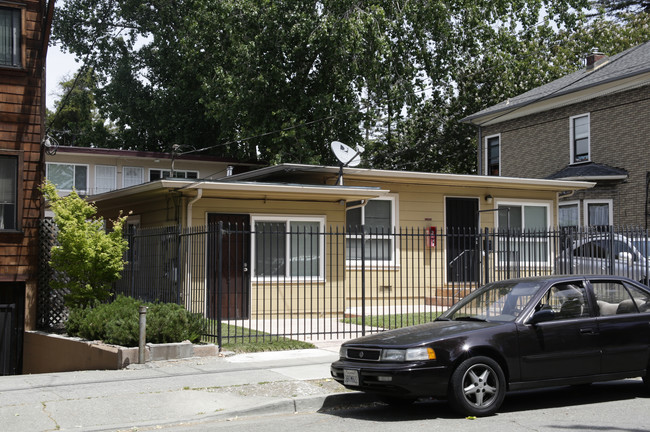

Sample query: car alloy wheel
[448,356,506,416]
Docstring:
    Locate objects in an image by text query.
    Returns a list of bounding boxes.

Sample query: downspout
[186,188,203,228]
[477,125,483,175]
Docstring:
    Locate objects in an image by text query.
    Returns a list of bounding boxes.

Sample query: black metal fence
[107,224,649,346]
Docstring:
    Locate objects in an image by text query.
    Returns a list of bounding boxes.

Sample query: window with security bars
[346,198,395,265]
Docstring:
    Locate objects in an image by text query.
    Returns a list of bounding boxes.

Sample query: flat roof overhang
[88,179,390,205]
[227,164,595,192]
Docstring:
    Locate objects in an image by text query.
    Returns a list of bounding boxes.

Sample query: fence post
[176,225,182,304]
[138,305,148,364]
[361,229,366,336]
[484,227,490,284]
[216,221,223,351]
[129,226,136,298]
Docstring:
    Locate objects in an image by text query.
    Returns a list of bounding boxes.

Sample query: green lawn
[342,312,442,330]
[201,322,315,353]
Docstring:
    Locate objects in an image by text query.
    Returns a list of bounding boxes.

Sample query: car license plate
[344,369,360,386]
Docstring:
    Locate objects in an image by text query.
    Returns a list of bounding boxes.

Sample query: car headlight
[405,347,436,361]
[339,346,347,358]
[381,349,406,362]
[380,347,436,362]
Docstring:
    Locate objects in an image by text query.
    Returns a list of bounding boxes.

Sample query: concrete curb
[82,392,377,431]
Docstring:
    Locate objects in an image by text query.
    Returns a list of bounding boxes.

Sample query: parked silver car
[556,234,649,284]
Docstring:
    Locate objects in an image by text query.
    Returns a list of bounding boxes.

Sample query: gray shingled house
[462,41,650,229]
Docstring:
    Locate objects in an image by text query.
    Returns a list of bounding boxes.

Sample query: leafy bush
[65,295,206,347]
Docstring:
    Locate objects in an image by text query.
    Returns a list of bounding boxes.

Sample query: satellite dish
[331,141,363,167]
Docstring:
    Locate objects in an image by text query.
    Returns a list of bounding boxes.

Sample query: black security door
[445,197,480,283]
[0,282,24,375]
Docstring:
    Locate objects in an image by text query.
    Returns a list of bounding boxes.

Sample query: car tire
[448,356,506,417]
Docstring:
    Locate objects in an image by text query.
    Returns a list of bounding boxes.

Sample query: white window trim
[558,200,580,227]
[494,199,553,266]
[46,162,89,193]
[148,168,199,181]
[123,166,144,188]
[346,195,399,268]
[251,214,326,282]
[584,199,613,227]
[94,164,117,194]
[484,133,501,176]
[569,113,590,164]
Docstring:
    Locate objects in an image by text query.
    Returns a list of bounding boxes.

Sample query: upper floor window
[485,135,500,176]
[46,163,88,194]
[123,166,144,188]
[347,197,397,265]
[149,169,198,181]
[0,155,17,230]
[95,165,117,194]
[0,7,21,68]
[570,114,590,163]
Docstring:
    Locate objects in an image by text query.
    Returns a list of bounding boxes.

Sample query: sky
[46,44,80,111]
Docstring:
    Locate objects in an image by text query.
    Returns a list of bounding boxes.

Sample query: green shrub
[65,295,205,347]
[146,302,205,344]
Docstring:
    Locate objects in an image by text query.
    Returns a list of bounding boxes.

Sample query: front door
[445,197,479,283]
[207,213,250,320]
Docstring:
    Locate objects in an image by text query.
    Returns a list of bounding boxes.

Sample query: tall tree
[53,0,590,164]
[47,69,120,148]
[373,11,650,174]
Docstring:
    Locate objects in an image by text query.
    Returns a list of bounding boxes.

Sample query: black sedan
[331,275,650,416]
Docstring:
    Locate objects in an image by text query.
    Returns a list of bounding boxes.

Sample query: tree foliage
[42,181,129,308]
[53,0,592,166]
[371,10,650,173]
[46,69,120,148]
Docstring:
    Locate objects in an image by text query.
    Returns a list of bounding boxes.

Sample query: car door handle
[580,328,597,335]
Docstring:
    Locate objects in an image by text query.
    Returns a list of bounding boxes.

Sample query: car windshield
[439,280,544,322]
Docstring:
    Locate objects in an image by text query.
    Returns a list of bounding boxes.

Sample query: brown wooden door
[208,213,250,320]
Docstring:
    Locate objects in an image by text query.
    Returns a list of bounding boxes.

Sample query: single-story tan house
[86,163,594,320]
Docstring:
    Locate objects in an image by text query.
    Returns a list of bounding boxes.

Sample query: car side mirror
[527,308,555,325]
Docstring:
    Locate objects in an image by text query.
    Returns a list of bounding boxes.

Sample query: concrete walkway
[0,340,376,431]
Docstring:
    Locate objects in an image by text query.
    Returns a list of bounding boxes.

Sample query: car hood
[344,320,504,347]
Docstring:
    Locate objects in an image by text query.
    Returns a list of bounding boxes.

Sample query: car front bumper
[330,359,450,398]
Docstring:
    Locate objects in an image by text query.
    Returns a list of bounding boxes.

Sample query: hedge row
[66,295,205,347]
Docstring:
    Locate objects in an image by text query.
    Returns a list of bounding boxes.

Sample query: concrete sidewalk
[0,340,376,431]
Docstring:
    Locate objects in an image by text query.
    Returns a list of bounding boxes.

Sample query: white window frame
[94,165,117,194]
[46,162,89,193]
[346,195,399,268]
[251,214,326,282]
[584,199,613,227]
[149,169,199,181]
[484,134,501,176]
[569,113,590,164]
[495,199,552,266]
[123,166,144,188]
[558,200,580,228]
